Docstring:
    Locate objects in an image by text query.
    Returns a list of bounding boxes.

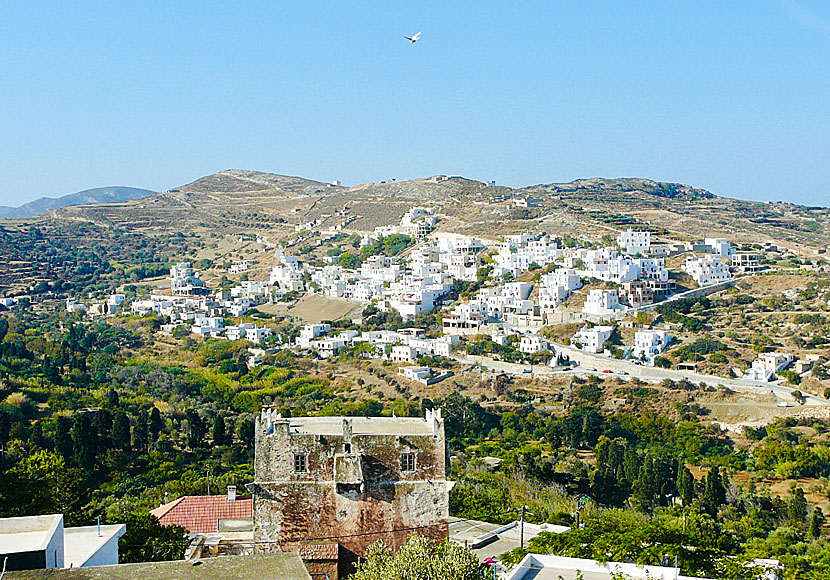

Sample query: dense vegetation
[2,301,830,576]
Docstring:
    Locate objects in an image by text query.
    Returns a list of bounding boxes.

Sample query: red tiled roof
[149,495,252,534]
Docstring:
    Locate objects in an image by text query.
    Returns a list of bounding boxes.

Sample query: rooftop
[150,495,252,534]
[449,518,570,563]
[3,554,311,580]
[0,514,63,555]
[261,408,444,437]
[505,555,714,580]
[63,525,126,568]
[284,415,436,435]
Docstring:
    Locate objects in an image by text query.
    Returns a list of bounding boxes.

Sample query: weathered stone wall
[253,412,450,556]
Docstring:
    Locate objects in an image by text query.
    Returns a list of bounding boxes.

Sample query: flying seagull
[404,31,421,44]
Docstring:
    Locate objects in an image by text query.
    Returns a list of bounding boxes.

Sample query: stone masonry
[252,409,453,558]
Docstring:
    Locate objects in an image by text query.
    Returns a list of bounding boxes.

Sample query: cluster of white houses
[65,225,781,373]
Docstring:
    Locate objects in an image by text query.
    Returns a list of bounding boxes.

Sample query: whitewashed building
[582,289,624,316]
[632,330,671,362]
[684,255,733,286]
[575,325,615,353]
[617,229,651,255]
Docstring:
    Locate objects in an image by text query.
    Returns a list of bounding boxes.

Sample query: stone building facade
[252,409,452,560]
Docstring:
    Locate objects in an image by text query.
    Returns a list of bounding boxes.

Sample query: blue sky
[1,1,828,206]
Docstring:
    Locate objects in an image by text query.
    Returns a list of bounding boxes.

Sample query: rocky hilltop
[5,170,827,249]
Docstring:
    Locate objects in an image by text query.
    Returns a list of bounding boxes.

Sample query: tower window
[293,452,308,473]
[401,452,416,472]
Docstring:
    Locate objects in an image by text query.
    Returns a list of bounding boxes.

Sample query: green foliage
[0,450,83,524]
[118,512,190,562]
[349,536,484,580]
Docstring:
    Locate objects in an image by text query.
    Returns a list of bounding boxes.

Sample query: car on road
[602,369,612,373]
[523,369,532,374]
[584,367,597,372]
[619,371,629,375]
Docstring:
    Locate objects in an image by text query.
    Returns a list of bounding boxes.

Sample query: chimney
[227,486,236,502]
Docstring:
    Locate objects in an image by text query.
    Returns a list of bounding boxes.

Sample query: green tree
[111,410,132,450]
[350,535,483,580]
[702,465,726,515]
[148,407,163,442]
[117,512,190,563]
[54,415,73,460]
[237,415,255,449]
[788,487,808,524]
[677,464,696,507]
[133,409,149,452]
[186,409,205,449]
[810,507,825,538]
[212,414,226,447]
[0,450,82,522]
[71,413,98,468]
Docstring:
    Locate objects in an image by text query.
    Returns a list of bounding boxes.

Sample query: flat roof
[507,555,712,580]
[4,554,311,580]
[63,524,126,568]
[284,416,436,436]
[0,515,63,554]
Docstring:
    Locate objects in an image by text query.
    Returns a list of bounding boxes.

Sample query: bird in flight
[404,31,422,44]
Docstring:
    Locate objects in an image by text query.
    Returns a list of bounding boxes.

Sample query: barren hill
[7,170,828,250]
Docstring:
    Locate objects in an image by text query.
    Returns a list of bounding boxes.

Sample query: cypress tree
[703,465,727,514]
[54,415,73,460]
[212,415,226,448]
[133,410,149,452]
[93,409,113,451]
[677,465,695,507]
[148,407,163,441]
[186,409,204,449]
[111,410,132,451]
[71,414,97,468]
[789,487,808,523]
[810,507,825,538]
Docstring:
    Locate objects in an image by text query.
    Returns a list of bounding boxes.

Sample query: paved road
[454,343,830,407]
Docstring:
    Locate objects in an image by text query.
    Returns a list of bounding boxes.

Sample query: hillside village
[2,182,830,580]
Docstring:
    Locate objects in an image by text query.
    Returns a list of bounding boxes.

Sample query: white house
[684,255,733,286]
[191,316,224,336]
[225,323,272,344]
[617,229,651,255]
[297,323,331,348]
[311,337,348,358]
[746,352,795,382]
[632,330,671,362]
[575,325,615,353]
[519,335,551,354]
[170,263,208,296]
[705,237,734,257]
[583,289,623,316]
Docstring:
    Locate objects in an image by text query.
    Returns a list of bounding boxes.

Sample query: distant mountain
[0,186,155,219]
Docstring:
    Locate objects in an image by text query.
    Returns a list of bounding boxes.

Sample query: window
[293,452,307,473]
[400,452,416,472]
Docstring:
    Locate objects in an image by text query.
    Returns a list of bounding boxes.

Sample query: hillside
[12,170,830,251]
[0,186,155,219]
